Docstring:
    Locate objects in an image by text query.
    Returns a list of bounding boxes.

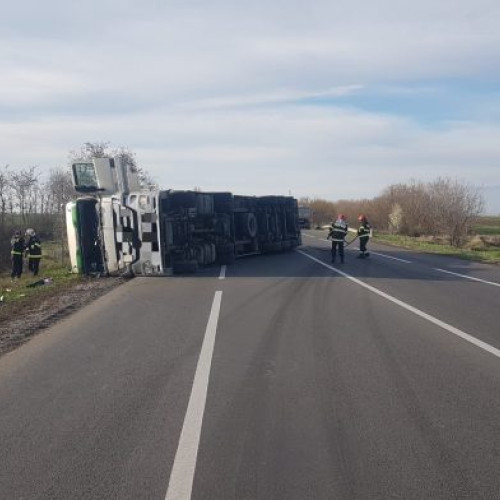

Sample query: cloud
[0,0,499,214]
[179,85,364,110]
[2,105,498,199]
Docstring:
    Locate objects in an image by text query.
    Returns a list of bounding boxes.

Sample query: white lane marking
[165,291,223,500]
[297,250,500,360]
[434,268,500,288]
[218,265,226,280]
[308,237,411,263]
[369,251,412,264]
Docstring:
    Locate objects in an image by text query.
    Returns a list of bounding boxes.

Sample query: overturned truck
[66,156,301,275]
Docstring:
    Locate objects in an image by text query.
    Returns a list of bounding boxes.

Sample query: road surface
[1,231,500,499]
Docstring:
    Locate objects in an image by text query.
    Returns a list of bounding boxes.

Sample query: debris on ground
[26,277,54,288]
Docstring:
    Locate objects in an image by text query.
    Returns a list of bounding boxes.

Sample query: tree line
[300,178,484,248]
[0,164,75,271]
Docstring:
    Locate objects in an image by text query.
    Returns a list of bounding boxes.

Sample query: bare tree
[378,178,484,245]
[69,141,111,161]
[0,164,11,226]
[9,166,39,224]
[112,145,155,188]
[45,168,76,214]
[428,178,484,246]
[388,203,404,233]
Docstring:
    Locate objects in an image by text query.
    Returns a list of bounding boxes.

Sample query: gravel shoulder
[0,276,126,358]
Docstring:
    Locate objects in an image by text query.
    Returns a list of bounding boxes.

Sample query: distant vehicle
[66,156,302,275]
[298,206,313,229]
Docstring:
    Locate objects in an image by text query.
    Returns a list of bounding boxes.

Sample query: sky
[1,0,500,213]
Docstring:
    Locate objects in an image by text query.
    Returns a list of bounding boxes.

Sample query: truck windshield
[73,162,98,191]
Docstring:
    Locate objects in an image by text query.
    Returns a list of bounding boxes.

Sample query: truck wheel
[195,245,205,265]
[246,213,258,238]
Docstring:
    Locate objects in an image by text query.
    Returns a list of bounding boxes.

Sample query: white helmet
[25,228,35,237]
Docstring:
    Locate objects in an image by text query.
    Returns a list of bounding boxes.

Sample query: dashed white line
[434,268,500,288]
[297,250,500,360]
[369,251,412,264]
[218,265,226,280]
[165,291,223,500]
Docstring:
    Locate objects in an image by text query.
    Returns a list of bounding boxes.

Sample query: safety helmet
[358,214,366,222]
[25,228,35,237]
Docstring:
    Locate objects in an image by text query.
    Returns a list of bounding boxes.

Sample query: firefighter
[10,230,25,280]
[25,228,42,276]
[357,214,372,258]
[327,214,348,264]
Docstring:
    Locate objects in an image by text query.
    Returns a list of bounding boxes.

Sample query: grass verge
[373,233,500,265]
[0,243,82,322]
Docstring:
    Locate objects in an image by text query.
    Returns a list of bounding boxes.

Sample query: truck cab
[67,157,141,275]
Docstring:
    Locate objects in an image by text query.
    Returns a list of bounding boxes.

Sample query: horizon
[1,0,499,214]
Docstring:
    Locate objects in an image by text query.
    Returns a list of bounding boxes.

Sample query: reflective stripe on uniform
[11,251,22,255]
[28,255,42,258]
[359,234,370,239]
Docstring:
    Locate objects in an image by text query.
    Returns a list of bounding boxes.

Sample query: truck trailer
[298,206,313,229]
[66,156,302,275]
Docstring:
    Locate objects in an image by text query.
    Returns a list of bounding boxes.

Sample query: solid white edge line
[309,237,412,263]
[369,251,412,264]
[297,249,500,359]
[165,290,223,500]
[218,265,226,280]
[434,268,500,288]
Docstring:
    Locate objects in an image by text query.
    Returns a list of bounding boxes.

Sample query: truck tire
[200,243,216,264]
[195,245,205,265]
[245,213,258,238]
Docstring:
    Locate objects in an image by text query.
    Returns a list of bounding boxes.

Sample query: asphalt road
[1,231,500,499]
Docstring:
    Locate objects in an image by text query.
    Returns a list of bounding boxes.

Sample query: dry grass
[374,233,500,264]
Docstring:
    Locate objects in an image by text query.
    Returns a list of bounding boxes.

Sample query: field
[374,216,500,265]
[472,216,500,236]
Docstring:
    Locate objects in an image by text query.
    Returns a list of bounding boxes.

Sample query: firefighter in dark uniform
[10,230,25,280]
[357,215,372,258]
[327,214,348,264]
[25,228,42,276]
